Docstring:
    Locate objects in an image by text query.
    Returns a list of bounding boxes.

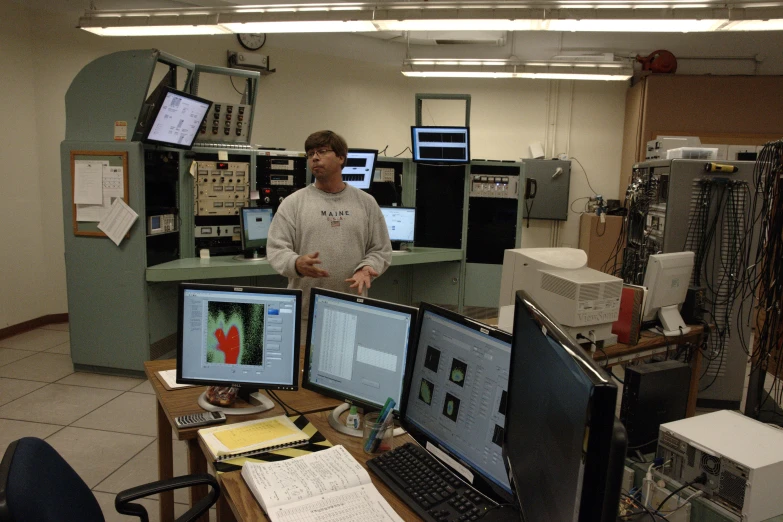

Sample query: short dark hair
[305,130,348,166]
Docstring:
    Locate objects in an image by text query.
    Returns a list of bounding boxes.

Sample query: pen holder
[363,411,394,454]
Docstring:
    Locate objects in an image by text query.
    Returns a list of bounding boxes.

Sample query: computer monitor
[379,206,416,250]
[411,126,470,164]
[401,303,515,505]
[177,283,301,415]
[142,87,212,150]
[642,251,695,336]
[239,206,273,259]
[504,291,627,522]
[342,148,378,189]
[302,288,417,436]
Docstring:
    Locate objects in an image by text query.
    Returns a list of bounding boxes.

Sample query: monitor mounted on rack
[342,149,378,190]
[177,283,302,415]
[504,290,627,522]
[140,87,212,150]
[411,126,470,164]
[302,288,417,437]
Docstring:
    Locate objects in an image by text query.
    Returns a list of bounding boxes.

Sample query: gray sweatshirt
[266,184,392,315]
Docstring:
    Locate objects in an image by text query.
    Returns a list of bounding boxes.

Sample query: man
[266,130,392,321]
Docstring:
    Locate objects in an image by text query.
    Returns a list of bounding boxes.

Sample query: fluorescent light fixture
[77,3,783,36]
[220,20,376,33]
[402,57,633,81]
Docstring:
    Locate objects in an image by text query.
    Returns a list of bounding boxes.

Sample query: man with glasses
[267,130,392,320]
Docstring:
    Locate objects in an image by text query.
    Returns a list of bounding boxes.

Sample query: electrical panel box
[194,161,250,216]
[656,410,783,522]
[521,159,571,221]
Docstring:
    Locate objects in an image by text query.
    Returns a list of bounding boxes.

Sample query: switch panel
[196,102,251,144]
[469,174,519,199]
[195,161,250,216]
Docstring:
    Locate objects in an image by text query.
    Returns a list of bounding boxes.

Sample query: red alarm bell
[636,50,678,73]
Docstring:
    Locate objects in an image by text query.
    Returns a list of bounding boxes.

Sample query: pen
[370,405,396,452]
[364,397,395,452]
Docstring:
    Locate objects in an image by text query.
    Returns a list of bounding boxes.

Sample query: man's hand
[346,266,379,294]
[295,252,330,278]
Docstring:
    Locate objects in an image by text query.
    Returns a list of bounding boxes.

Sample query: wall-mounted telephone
[524,178,537,200]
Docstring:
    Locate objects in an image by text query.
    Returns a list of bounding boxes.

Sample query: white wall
[3,2,783,327]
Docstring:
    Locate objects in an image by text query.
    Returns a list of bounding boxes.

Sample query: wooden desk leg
[157,401,175,522]
[216,488,238,522]
[686,347,703,417]
[187,438,210,522]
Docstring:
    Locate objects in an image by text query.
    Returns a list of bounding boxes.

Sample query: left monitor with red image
[176,283,301,415]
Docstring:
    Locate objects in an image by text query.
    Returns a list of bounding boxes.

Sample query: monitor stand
[658,305,691,337]
[197,387,275,416]
[391,241,410,253]
[327,402,407,438]
[233,247,266,262]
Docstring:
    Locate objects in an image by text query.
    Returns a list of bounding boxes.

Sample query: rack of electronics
[618,159,761,409]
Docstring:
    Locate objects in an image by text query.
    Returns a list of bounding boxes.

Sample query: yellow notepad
[199,415,310,461]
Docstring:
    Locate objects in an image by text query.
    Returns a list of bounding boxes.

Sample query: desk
[593,326,704,417]
[214,410,422,522]
[144,359,343,522]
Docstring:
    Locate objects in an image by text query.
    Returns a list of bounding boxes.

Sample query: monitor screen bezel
[411,126,471,165]
[301,288,419,414]
[141,87,212,151]
[176,283,302,391]
[400,302,515,505]
[379,206,416,243]
[505,290,625,522]
[240,206,274,252]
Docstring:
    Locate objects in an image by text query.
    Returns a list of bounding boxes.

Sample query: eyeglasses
[306,148,333,159]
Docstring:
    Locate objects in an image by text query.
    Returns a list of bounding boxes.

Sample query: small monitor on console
[379,206,415,251]
[642,251,695,336]
[504,290,627,522]
[302,288,417,436]
[239,206,274,259]
[141,87,212,151]
[177,283,301,415]
[342,148,378,190]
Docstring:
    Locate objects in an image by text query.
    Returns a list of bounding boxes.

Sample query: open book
[241,445,403,522]
[199,415,310,461]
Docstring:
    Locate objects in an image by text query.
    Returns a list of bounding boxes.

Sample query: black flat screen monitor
[379,206,415,247]
[302,288,417,413]
[177,283,301,392]
[142,87,212,150]
[240,206,274,257]
[401,303,515,504]
[505,291,627,522]
[411,126,470,164]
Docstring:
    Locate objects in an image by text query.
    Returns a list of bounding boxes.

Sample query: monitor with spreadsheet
[401,303,515,504]
[504,291,627,521]
[302,288,417,420]
[379,206,415,246]
[177,283,301,414]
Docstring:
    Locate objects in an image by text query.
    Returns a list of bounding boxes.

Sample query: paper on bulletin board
[98,197,138,246]
[73,160,106,204]
[77,166,125,222]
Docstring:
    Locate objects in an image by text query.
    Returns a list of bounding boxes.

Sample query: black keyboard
[367,442,496,522]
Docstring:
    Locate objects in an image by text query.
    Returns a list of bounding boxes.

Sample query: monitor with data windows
[401,302,515,505]
[342,149,378,189]
[642,251,695,336]
[142,87,212,150]
[302,288,417,436]
[177,283,301,415]
[504,291,627,522]
[411,126,470,164]
[240,206,273,259]
[380,206,415,250]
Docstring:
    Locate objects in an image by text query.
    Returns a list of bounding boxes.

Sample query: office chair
[0,437,220,522]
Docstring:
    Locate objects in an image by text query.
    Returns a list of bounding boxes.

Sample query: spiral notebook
[198,415,311,462]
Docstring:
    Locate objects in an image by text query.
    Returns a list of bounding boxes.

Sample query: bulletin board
[70,151,129,237]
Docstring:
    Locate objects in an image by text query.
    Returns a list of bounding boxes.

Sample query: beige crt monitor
[499,248,623,346]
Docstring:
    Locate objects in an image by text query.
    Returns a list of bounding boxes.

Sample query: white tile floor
[0,323,215,522]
